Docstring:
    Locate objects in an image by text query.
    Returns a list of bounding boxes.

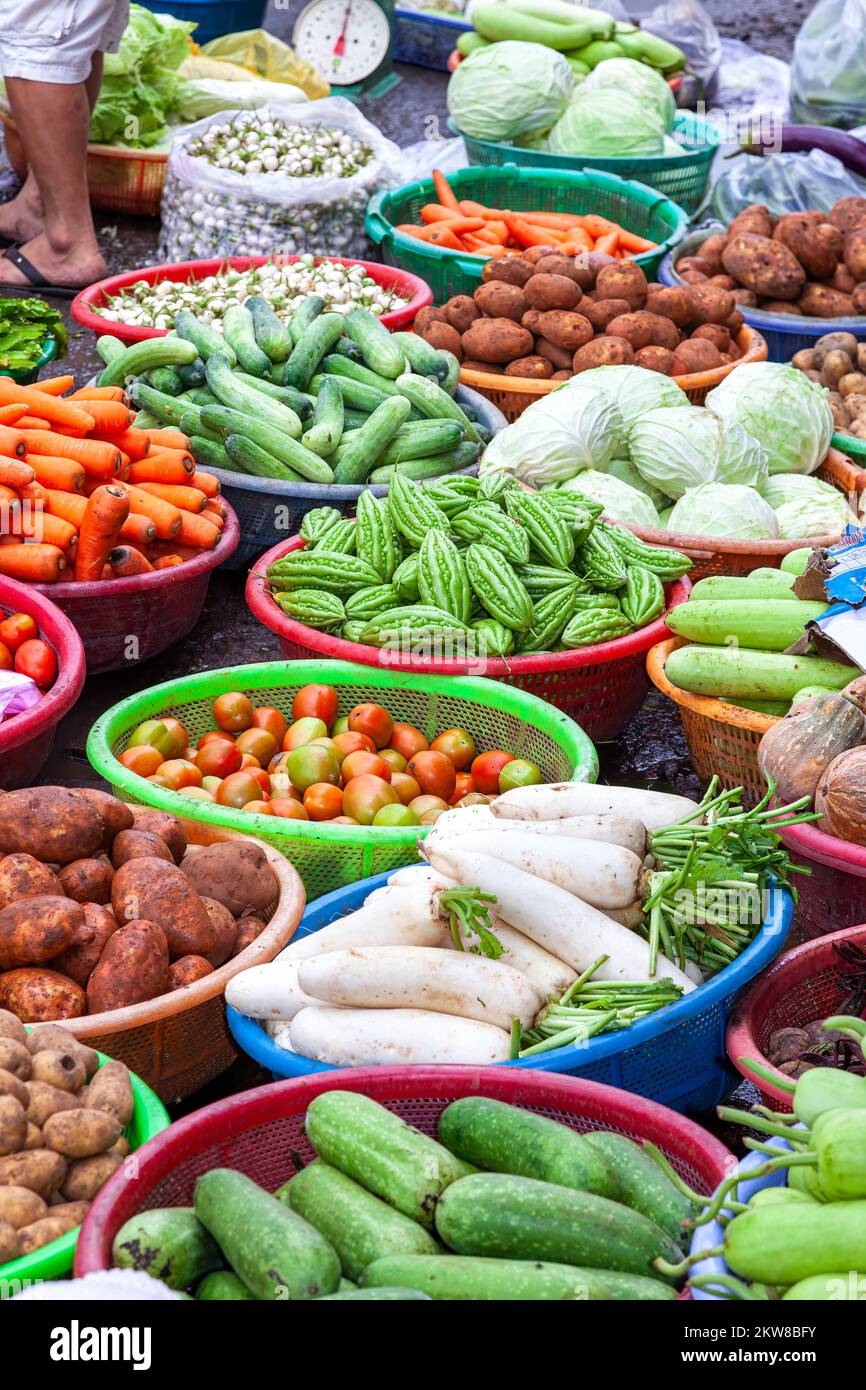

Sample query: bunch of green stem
[442,887,503,959]
[514,954,683,1059]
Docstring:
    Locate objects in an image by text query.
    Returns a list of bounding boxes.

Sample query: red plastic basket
[776,821,866,940]
[72,257,432,348]
[32,505,240,674]
[74,1065,734,1278]
[726,924,866,1111]
[247,537,690,744]
[0,576,85,789]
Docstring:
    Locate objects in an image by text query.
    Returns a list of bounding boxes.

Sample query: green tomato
[499,759,543,793]
[372,804,420,828]
[332,715,350,735]
[128,719,175,758]
[287,744,341,792]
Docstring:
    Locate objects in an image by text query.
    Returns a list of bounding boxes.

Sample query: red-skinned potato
[0,897,90,970]
[168,956,214,990]
[86,919,170,1013]
[111,860,216,959]
[594,263,647,309]
[58,857,113,906]
[129,809,187,865]
[111,829,174,869]
[181,842,275,918]
[572,337,635,370]
[230,915,267,958]
[53,903,119,988]
[0,788,106,865]
[201,897,237,968]
[0,969,86,1023]
[0,855,62,911]
[481,255,534,287]
[524,274,581,311]
[69,790,133,846]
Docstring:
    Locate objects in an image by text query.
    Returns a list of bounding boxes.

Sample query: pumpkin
[815,745,866,845]
[842,675,866,715]
[758,692,866,805]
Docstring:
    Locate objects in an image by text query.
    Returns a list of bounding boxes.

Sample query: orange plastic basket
[459,326,768,423]
[647,637,778,805]
[1,114,165,217]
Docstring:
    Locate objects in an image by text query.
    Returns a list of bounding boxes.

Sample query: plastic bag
[712,148,866,221]
[791,0,866,128]
[200,28,330,101]
[399,135,468,180]
[641,0,721,90]
[0,671,40,723]
[159,99,401,262]
[709,39,790,130]
[173,77,308,122]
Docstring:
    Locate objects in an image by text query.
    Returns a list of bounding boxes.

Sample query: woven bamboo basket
[53,827,305,1104]
[459,326,768,423]
[1,114,166,217]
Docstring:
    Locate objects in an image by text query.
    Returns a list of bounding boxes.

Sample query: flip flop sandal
[0,246,82,298]
[0,236,18,250]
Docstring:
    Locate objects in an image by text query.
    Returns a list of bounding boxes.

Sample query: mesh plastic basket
[659,226,866,362]
[209,386,504,571]
[646,638,777,807]
[72,256,433,349]
[31,504,239,674]
[688,1145,789,1301]
[453,112,717,217]
[460,326,768,423]
[393,8,471,68]
[74,1063,735,1279]
[775,822,866,941]
[726,924,866,1112]
[366,164,689,303]
[246,538,690,743]
[227,872,792,1113]
[0,336,58,387]
[0,113,166,218]
[0,1051,169,1290]
[86,658,598,900]
[0,576,86,791]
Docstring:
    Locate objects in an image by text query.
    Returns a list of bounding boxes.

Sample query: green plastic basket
[86,659,598,901]
[366,164,689,303]
[0,1049,169,1293]
[0,335,59,386]
[454,112,717,216]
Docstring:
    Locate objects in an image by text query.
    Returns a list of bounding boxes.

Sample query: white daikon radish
[298,945,544,1030]
[267,1020,294,1052]
[386,864,458,892]
[275,883,450,963]
[684,960,705,985]
[603,902,645,929]
[491,782,699,832]
[289,1005,512,1067]
[426,843,695,992]
[445,916,577,997]
[426,804,496,838]
[452,830,644,909]
[225,960,328,1021]
[428,808,647,857]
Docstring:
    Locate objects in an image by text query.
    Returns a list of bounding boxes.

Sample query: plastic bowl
[0,576,86,790]
[72,256,433,348]
[688,1143,790,1301]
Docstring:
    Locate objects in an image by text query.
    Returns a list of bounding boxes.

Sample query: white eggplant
[452,830,644,909]
[428,808,647,857]
[289,1005,512,1066]
[491,782,699,832]
[298,945,543,1030]
[426,844,695,992]
[225,961,328,1022]
[275,883,449,963]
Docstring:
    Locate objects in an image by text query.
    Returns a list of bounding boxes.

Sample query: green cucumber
[233,371,312,419]
[590,1270,678,1300]
[790,683,834,706]
[194,1169,340,1301]
[689,573,799,602]
[225,434,306,482]
[189,435,241,473]
[205,354,303,437]
[664,646,854,701]
[666,599,827,651]
[282,313,346,389]
[280,1161,438,1281]
[722,697,790,715]
[113,1208,222,1291]
[196,1272,254,1301]
[396,372,481,443]
[301,375,344,457]
[97,336,199,388]
[145,366,184,396]
[180,409,221,443]
[379,419,465,464]
[361,1254,612,1300]
[318,1287,432,1300]
[246,295,293,362]
[441,351,460,396]
[344,308,405,379]
[321,353,404,397]
[332,396,412,485]
[200,405,331,483]
[583,1131,695,1247]
[369,443,478,483]
[390,331,449,381]
[288,293,324,346]
[132,383,194,428]
[180,387,219,408]
[96,333,126,365]
[434,1173,682,1282]
[221,304,271,376]
[304,1090,465,1229]
[311,372,390,414]
[176,359,207,389]
[437,1098,618,1200]
[781,547,813,576]
[175,311,236,365]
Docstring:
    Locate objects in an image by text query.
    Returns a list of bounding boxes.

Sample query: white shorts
[0,0,130,84]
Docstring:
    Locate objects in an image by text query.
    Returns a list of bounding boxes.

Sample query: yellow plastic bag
[200,28,330,99]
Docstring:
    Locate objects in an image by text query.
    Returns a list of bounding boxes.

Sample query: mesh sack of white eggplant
[159,98,401,263]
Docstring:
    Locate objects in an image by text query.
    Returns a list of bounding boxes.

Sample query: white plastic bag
[159,98,401,262]
[791,0,866,128]
[642,0,721,90]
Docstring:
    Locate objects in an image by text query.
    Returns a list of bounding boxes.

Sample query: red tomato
[379,748,406,774]
[271,797,309,821]
[391,772,421,806]
[251,706,287,746]
[292,684,339,727]
[118,746,163,777]
[198,729,232,750]
[303,783,344,821]
[13,639,56,689]
[341,750,392,784]
[239,753,261,770]
[283,716,328,752]
[235,727,278,766]
[0,613,37,651]
[342,774,398,825]
[215,770,263,808]
[244,799,274,815]
[388,722,429,761]
[157,759,203,791]
[213,692,253,733]
[160,717,189,759]
[331,815,359,825]
[196,738,243,780]
[348,702,393,750]
[408,795,449,819]
[406,750,456,802]
[431,728,476,771]
[450,772,475,805]
[249,767,271,794]
[333,730,376,759]
[0,642,12,672]
[471,750,515,795]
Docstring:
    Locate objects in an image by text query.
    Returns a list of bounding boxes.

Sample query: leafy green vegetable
[89,4,195,149]
[0,297,67,374]
[446,40,574,141]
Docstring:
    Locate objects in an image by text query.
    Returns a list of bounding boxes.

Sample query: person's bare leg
[0,72,106,286]
[84,52,104,114]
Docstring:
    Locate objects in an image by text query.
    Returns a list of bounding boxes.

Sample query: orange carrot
[22,431,123,477]
[204,496,228,521]
[26,454,86,493]
[176,510,219,549]
[0,380,94,431]
[128,453,194,486]
[16,416,53,430]
[39,489,87,527]
[107,545,153,577]
[433,169,460,212]
[137,482,206,512]
[0,405,27,426]
[8,509,77,550]
[153,554,183,570]
[594,231,620,256]
[91,428,150,462]
[122,483,181,539]
[0,483,22,509]
[426,226,466,252]
[0,425,26,458]
[30,374,74,396]
[0,457,34,489]
[190,471,220,499]
[420,203,466,223]
[75,484,130,582]
[616,227,658,253]
[119,511,157,547]
[458,199,498,218]
[0,542,65,582]
[77,401,133,434]
[523,211,586,230]
[140,427,190,452]
[69,385,127,403]
[503,215,566,250]
[200,506,224,532]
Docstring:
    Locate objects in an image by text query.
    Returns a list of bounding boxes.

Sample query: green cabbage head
[582,57,676,133]
[547,87,665,157]
[706,364,833,476]
[667,484,779,540]
[447,42,573,141]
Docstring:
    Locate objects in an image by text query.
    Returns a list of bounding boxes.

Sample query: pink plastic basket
[32,505,240,674]
[776,821,866,940]
[0,576,85,789]
[74,1064,734,1278]
[726,924,866,1111]
[72,256,433,348]
[246,536,690,743]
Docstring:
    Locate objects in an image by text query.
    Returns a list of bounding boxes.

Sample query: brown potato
[18,1214,78,1253]
[699,233,730,270]
[181,842,276,919]
[692,324,731,353]
[169,955,214,990]
[534,336,573,372]
[845,229,866,283]
[839,372,866,396]
[443,295,480,334]
[829,197,866,236]
[70,789,134,847]
[460,318,534,365]
[419,320,462,360]
[813,331,860,365]
[43,1108,121,1159]
[580,297,632,332]
[607,312,679,352]
[0,969,86,1023]
[687,285,735,326]
[0,1216,18,1261]
[58,856,114,905]
[0,1094,26,1155]
[830,264,857,294]
[549,370,571,380]
[524,273,581,312]
[0,1068,28,1107]
[572,337,635,371]
[645,285,693,327]
[86,919,170,1013]
[26,1026,97,1076]
[25,1081,81,1128]
[112,859,215,959]
[24,1123,42,1150]
[48,1199,90,1225]
[533,253,585,284]
[201,898,236,969]
[673,338,723,372]
[533,310,593,352]
[763,300,803,315]
[731,290,758,308]
[54,902,119,989]
[792,348,818,371]
[676,257,711,277]
[799,284,855,318]
[0,1008,26,1045]
[728,204,774,239]
[0,1148,65,1196]
[461,359,504,375]
[109,1135,130,1158]
[0,1038,30,1079]
[845,392,866,419]
[413,306,447,335]
[129,808,187,865]
[61,1150,124,1203]
[474,281,529,322]
[0,787,106,865]
[722,234,805,301]
[523,245,558,264]
[0,895,89,970]
[30,1049,86,1095]
[774,214,842,280]
[85,1061,133,1127]
[634,347,676,374]
[0,854,62,911]
[595,263,647,310]
[853,284,866,315]
[481,255,534,288]
[521,308,544,334]
[0,1183,46,1228]
[503,355,553,379]
[680,270,709,285]
[111,828,175,870]
[231,915,267,958]
[708,275,737,291]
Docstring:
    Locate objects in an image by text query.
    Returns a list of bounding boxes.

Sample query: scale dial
[294,0,391,86]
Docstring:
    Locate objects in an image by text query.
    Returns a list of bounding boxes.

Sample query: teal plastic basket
[0,335,58,386]
[453,112,717,216]
[365,164,689,303]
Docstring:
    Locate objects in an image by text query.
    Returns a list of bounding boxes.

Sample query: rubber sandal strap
[1,246,80,298]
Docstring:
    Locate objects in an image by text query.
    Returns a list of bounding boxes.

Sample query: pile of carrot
[395,170,658,260]
[0,375,227,585]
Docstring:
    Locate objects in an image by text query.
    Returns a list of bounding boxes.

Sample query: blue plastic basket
[227,876,793,1114]
[688,1140,792,1300]
[658,224,866,363]
[393,8,470,69]
[154,0,265,43]
[215,385,507,571]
